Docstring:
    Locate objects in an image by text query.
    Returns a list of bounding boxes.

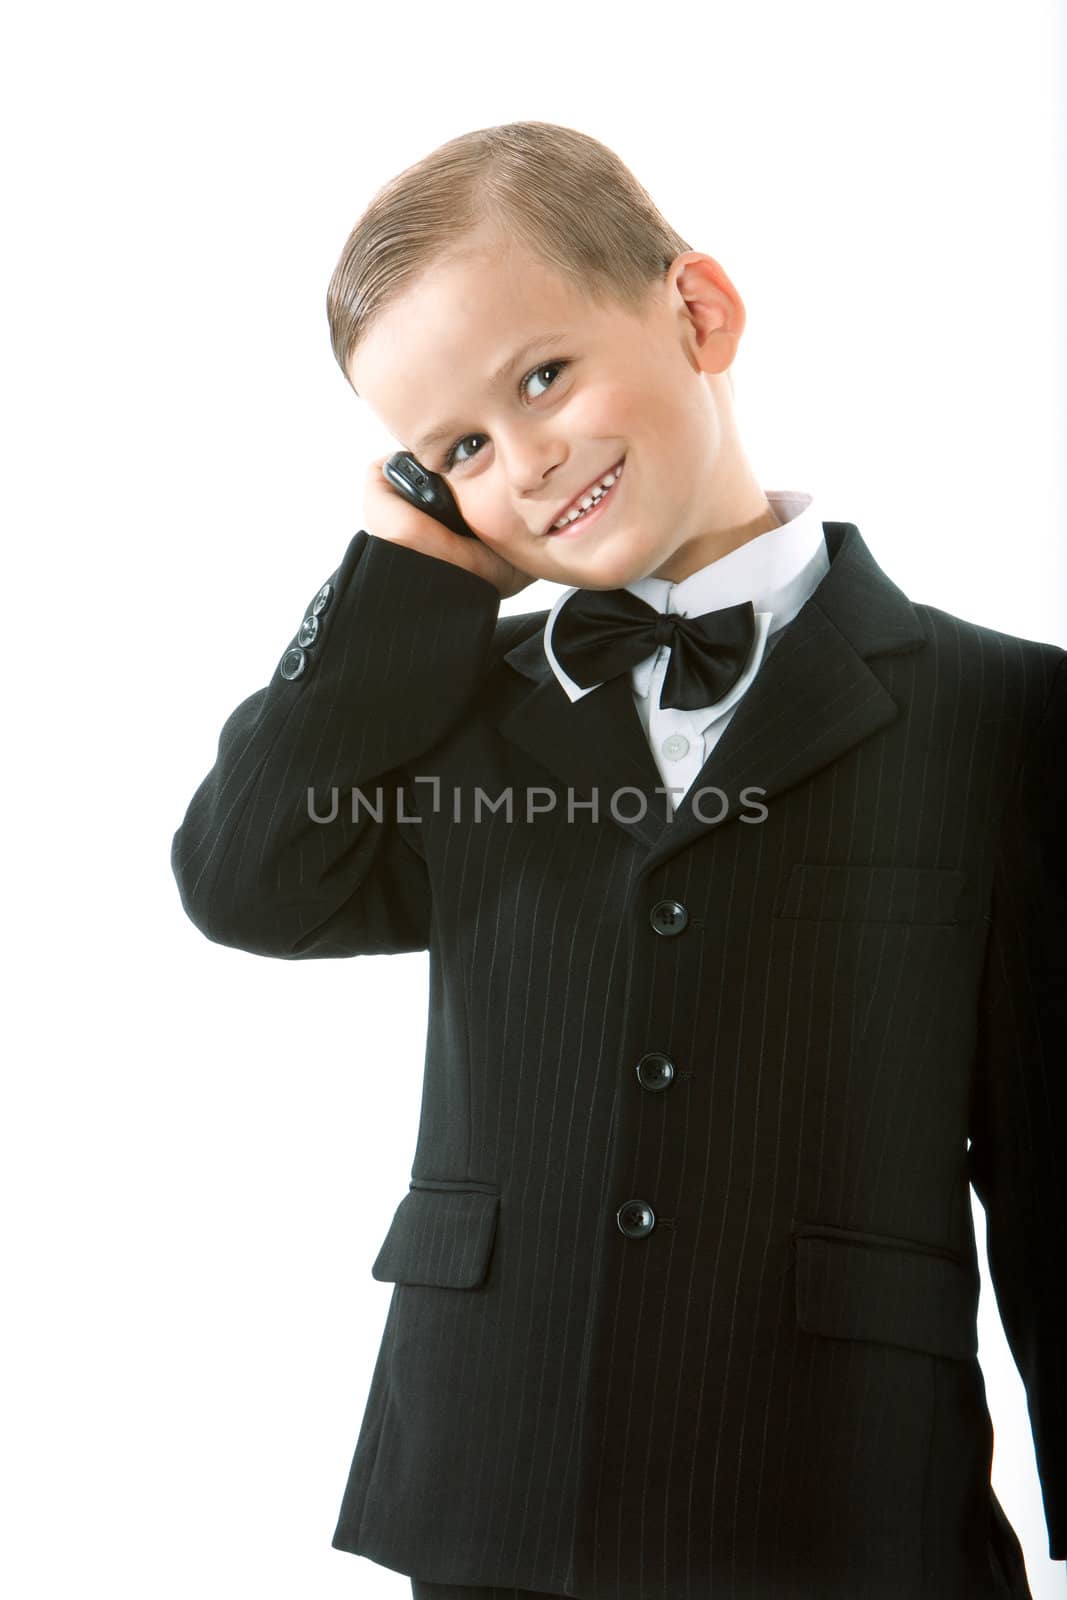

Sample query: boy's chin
[543,536,659,591]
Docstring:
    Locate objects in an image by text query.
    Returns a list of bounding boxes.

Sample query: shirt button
[297,613,320,647]
[661,732,690,761]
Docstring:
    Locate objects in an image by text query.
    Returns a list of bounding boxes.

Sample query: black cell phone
[382,450,479,540]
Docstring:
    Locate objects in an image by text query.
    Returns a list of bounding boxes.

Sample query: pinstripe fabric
[172,520,1065,1600]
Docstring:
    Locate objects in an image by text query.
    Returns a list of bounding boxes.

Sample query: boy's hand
[363,455,537,600]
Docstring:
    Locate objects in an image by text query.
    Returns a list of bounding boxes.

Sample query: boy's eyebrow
[412,330,570,457]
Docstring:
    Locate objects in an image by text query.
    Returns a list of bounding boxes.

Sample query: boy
[171,121,1065,1599]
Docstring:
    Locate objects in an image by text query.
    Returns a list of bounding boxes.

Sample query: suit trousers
[411,1583,570,1600]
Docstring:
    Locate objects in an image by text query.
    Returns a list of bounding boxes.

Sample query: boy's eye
[441,359,569,472]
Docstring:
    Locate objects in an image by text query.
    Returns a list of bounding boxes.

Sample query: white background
[3,1,1064,1595]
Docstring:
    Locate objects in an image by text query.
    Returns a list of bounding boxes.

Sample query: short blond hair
[327,121,695,393]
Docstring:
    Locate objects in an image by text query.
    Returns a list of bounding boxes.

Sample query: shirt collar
[543,489,829,702]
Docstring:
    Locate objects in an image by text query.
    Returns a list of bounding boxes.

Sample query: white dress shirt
[543,490,830,813]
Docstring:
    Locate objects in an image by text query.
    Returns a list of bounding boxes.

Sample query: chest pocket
[774,862,971,924]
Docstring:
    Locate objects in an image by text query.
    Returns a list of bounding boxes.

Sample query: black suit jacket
[172,519,1066,1599]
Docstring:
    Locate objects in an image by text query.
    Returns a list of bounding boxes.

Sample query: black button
[636,1052,675,1092]
[311,581,333,616]
[650,899,688,935]
[297,613,319,647]
[279,646,307,680]
[616,1199,656,1238]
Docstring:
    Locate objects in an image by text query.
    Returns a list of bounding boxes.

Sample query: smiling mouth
[544,457,625,535]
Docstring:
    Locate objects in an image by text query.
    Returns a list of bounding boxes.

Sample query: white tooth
[551,471,620,530]
[556,473,619,528]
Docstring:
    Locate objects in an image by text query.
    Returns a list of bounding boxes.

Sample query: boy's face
[347,229,759,589]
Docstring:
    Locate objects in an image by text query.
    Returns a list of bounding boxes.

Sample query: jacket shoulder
[909,600,1065,715]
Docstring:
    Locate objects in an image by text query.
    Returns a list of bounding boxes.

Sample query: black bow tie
[552,587,757,712]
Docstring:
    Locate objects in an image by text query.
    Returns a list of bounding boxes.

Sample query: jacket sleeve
[967,648,1067,1561]
[171,528,501,959]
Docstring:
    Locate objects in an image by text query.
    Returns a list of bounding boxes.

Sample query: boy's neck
[650,495,783,584]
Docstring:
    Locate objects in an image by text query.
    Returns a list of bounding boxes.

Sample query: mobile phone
[382,450,479,539]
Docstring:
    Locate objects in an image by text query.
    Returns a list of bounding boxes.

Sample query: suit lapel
[492,660,668,850]
[494,521,928,868]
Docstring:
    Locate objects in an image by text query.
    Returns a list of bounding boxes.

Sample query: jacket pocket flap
[775,862,969,924]
[371,1184,500,1288]
[793,1226,978,1359]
